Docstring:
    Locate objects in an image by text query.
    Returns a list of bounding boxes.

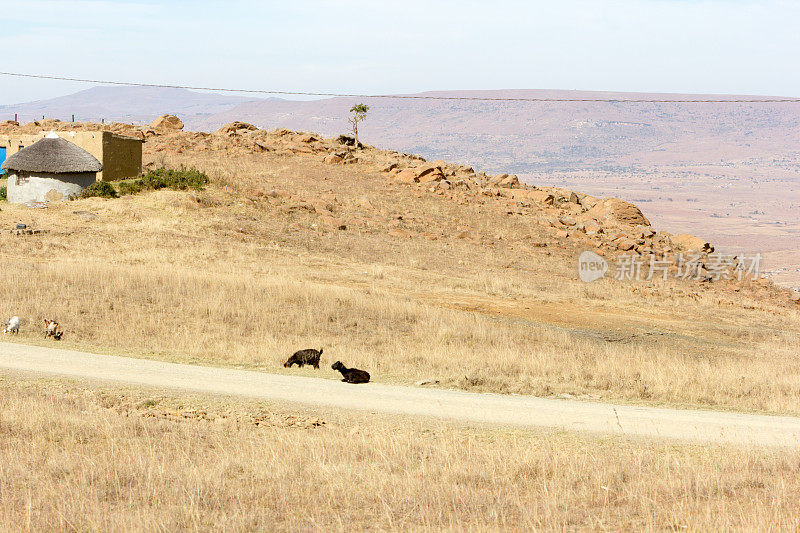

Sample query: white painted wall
[6,171,96,203]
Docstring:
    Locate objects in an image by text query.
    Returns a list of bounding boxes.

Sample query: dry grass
[1,149,799,414]
[1,376,799,531]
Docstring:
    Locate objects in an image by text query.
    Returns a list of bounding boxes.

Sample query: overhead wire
[2,71,799,103]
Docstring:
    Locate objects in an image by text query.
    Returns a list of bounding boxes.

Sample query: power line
[2,71,800,103]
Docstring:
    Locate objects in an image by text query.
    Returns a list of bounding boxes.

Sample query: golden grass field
[1,147,799,414]
[3,375,800,531]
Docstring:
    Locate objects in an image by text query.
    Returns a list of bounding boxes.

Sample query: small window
[15,175,28,186]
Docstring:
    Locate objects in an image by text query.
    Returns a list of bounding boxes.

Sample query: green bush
[139,166,209,192]
[71,167,210,200]
[118,180,144,196]
[116,166,209,196]
[0,186,6,201]
[78,181,118,199]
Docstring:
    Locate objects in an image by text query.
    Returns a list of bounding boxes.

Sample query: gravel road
[2,341,799,447]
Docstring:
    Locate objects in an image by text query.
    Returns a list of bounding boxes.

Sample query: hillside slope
[0,119,798,414]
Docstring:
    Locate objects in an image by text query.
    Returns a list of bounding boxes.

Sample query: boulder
[216,121,257,135]
[395,168,418,183]
[287,143,314,154]
[296,133,319,143]
[450,178,478,191]
[323,154,343,165]
[151,114,184,131]
[416,164,445,183]
[498,174,519,188]
[616,239,636,251]
[510,189,555,206]
[544,215,563,228]
[586,198,650,227]
[582,220,603,236]
[318,214,345,230]
[672,234,714,253]
[579,195,599,209]
[253,140,274,152]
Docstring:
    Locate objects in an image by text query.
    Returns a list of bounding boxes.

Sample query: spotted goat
[44,319,63,341]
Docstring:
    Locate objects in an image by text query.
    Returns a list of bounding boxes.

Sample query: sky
[1,0,799,105]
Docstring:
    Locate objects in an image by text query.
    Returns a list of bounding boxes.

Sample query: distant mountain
[3,87,800,174]
[0,86,257,126]
[198,89,800,173]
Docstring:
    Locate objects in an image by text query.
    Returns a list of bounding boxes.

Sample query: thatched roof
[1,134,102,173]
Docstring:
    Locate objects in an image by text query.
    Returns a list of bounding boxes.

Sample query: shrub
[117,166,209,196]
[77,181,118,199]
[118,180,144,196]
[139,166,209,192]
[0,186,6,201]
[69,167,211,200]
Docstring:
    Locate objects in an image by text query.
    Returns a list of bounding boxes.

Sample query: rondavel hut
[1,132,102,203]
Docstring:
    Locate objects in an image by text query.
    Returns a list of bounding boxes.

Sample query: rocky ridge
[0,116,742,283]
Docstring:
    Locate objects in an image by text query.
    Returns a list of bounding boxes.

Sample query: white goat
[3,316,20,335]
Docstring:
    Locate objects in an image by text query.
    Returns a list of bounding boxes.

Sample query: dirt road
[2,341,799,447]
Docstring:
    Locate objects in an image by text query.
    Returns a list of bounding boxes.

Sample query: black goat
[284,348,323,369]
[331,361,370,384]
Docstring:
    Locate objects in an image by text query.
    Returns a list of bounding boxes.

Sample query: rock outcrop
[672,234,714,253]
[586,198,651,227]
[216,121,258,135]
[151,115,184,132]
[0,117,727,281]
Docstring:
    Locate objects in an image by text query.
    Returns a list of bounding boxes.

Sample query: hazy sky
[1,0,799,104]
